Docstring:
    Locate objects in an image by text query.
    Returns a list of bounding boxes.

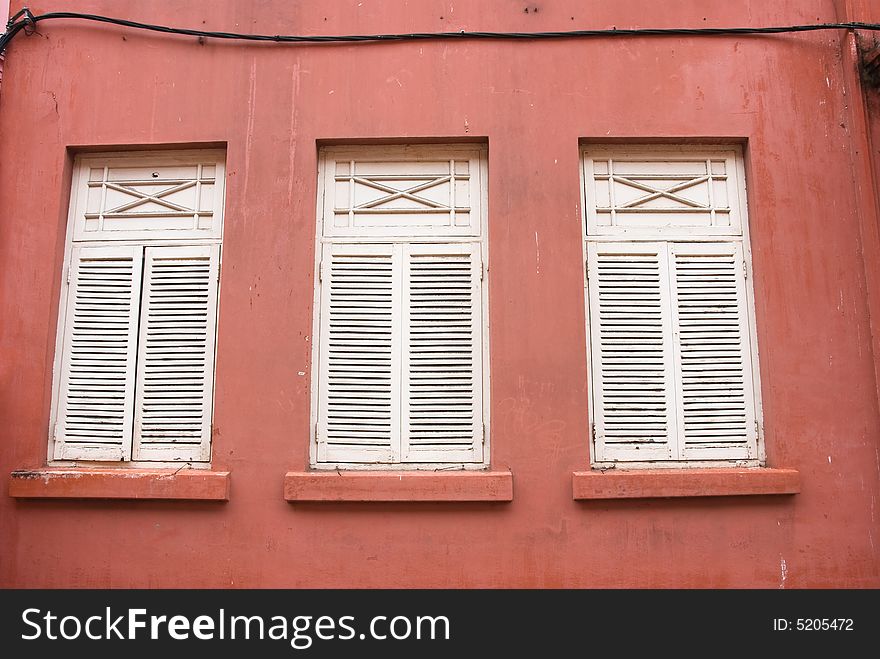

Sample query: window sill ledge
[8,468,230,501]
[572,468,800,500]
[284,470,513,502]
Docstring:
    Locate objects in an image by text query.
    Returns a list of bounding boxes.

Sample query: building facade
[1,0,879,587]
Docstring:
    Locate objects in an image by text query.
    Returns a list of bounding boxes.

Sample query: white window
[582,145,763,466]
[49,150,226,464]
[312,145,489,468]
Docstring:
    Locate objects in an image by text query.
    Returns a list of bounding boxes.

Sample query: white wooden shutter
[401,243,483,462]
[587,242,677,461]
[54,245,142,460]
[132,245,220,462]
[670,242,757,460]
[317,243,401,463]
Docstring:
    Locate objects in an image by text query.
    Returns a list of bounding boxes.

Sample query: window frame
[47,149,226,469]
[309,143,491,470]
[580,143,766,469]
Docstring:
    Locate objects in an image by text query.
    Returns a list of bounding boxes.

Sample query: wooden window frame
[310,144,491,470]
[47,149,226,469]
[580,144,766,469]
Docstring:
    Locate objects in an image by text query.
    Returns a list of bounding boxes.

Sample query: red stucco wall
[1,0,878,587]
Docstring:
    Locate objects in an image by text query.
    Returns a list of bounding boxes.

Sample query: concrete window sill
[572,468,800,500]
[284,469,513,502]
[8,468,230,501]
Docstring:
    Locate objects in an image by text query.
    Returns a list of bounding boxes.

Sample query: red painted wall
[1,1,878,587]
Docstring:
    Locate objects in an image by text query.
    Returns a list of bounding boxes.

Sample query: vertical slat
[54,245,143,461]
[401,243,483,463]
[670,242,757,460]
[317,243,400,463]
[132,245,220,462]
[587,242,677,461]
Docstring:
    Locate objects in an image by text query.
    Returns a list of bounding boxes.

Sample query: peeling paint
[534,231,540,275]
[243,57,257,199]
[287,60,301,207]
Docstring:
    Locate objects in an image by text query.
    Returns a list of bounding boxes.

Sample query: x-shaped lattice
[352,176,453,209]
[104,180,198,214]
[612,174,712,209]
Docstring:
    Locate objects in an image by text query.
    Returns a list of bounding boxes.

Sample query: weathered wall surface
[1,1,878,587]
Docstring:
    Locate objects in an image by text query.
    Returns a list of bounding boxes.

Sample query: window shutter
[317,243,401,463]
[132,245,220,462]
[587,242,677,461]
[401,243,483,462]
[670,242,757,460]
[54,245,143,461]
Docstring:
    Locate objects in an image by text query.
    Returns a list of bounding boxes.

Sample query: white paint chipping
[535,231,540,274]
[779,556,788,589]
[287,61,301,206]
[244,58,257,197]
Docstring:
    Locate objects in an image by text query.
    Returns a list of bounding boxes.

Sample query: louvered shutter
[587,242,677,461]
[401,243,483,462]
[670,242,757,460]
[317,243,401,463]
[54,245,142,460]
[132,245,220,462]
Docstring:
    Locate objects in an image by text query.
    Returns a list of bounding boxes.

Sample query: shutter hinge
[754,419,760,438]
[743,259,748,279]
[319,261,325,283]
[315,422,320,440]
[66,264,72,284]
[591,423,597,443]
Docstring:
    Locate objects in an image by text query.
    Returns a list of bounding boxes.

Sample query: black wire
[3,8,880,55]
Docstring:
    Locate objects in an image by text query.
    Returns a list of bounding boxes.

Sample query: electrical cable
[3,7,880,56]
